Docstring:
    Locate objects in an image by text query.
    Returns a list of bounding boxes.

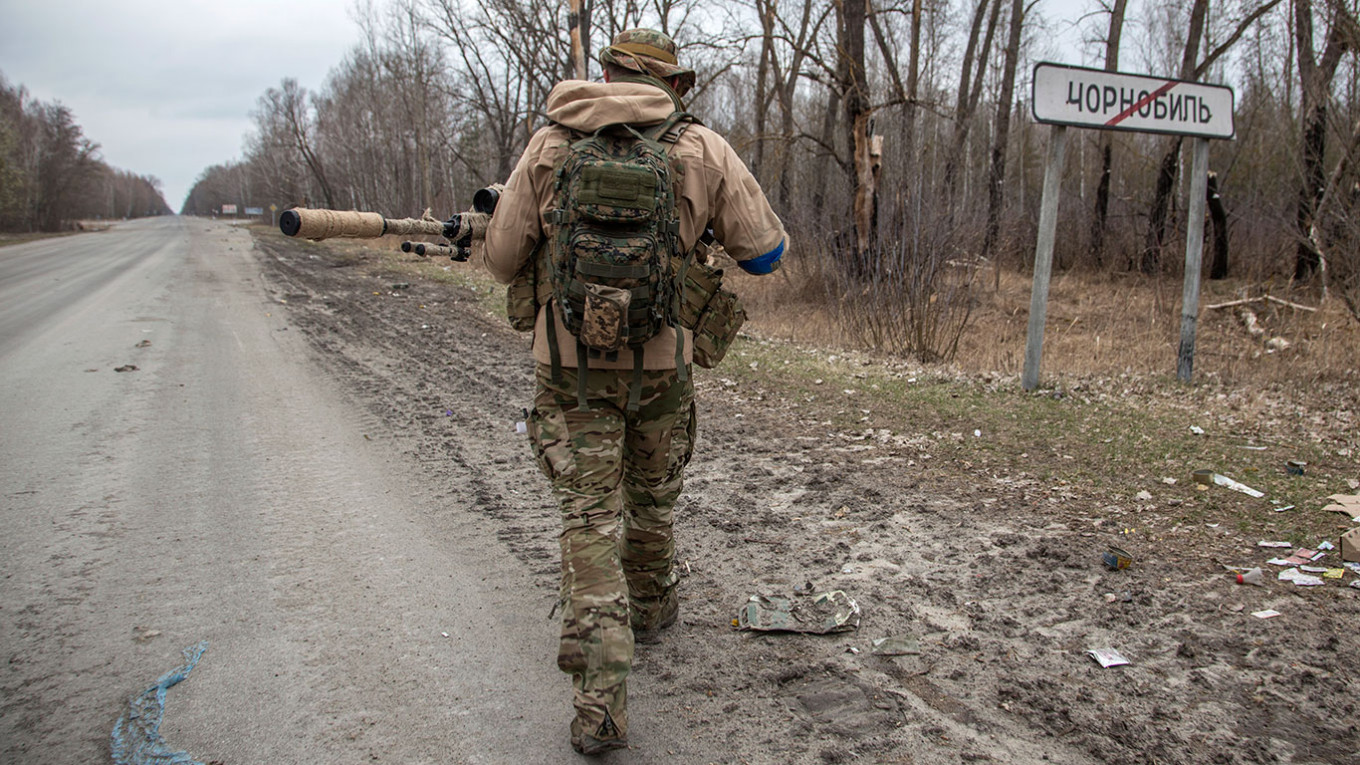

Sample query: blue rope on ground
[110,641,209,765]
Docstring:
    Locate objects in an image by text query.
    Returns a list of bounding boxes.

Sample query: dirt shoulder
[251,227,1360,765]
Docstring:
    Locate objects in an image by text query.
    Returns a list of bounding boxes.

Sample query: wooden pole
[1177,137,1211,383]
[1022,125,1067,391]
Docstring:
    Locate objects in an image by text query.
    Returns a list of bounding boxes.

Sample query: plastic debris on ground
[1322,568,1344,579]
[871,636,921,656]
[1210,472,1265,498]
[1266,558,1293,566]
[1351,581,1360,589]
[1235,568,1266,586]
[1252,609,1282,619]
[114,365,138,373]
[1257,541,1292,548]
[111,641,209,765]
[736,590,860,634]
[1087,648,1130,668]
[1278,569,1325,586]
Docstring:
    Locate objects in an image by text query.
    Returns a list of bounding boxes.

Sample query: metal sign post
[1021,125,1067,392]
[1177,137,1211,382]
[1021,62,1234,390]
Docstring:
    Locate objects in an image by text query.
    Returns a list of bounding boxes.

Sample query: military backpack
[544,111,695,410]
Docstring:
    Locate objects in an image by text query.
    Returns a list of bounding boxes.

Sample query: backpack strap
[644,112,694,387]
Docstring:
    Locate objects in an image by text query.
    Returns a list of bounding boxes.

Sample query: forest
[0,72,171,232]
[182,0,1360,361]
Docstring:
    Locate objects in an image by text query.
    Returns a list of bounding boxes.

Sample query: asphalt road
[0,218,567,764]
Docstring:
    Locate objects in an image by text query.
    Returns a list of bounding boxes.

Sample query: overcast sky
[1,0,1097,213]
[0,0,364,211]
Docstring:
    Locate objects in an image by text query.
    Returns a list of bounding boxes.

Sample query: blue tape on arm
[738,240,784,275]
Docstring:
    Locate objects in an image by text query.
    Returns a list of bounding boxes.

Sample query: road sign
[244,207,264,215]
[1031,62,1234,139]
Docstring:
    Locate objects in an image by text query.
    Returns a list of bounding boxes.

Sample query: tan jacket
[484,80,787,369]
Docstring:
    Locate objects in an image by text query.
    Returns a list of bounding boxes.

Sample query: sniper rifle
[278,184,504,262]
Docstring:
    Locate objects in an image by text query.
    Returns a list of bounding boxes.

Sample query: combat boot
[629,586,678,633]
[571,714,628,755]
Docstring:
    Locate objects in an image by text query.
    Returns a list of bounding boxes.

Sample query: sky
[0,0,1095,213]
[0,0,364,211]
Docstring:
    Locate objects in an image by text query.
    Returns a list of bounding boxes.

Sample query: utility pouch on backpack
[679,258,746,368]
[580,282,631,351]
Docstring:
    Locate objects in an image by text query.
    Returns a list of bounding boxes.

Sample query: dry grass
[731,258,1360,390]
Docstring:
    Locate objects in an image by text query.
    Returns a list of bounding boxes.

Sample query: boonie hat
[598,28,696,97]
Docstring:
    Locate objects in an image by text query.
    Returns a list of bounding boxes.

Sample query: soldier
[483,28,786,755]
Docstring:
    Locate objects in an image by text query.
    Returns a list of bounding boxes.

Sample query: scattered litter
[1235,568,1265,586]
[846,646,860,654]
[1345,562,1360,575]
[973,429,982,438]
[1322,569,1344,579]
[113,365,138,373]
[135,340,151,348]
[1323,494,1360,520]
[792,581,815,595]
[736,591,860,634]
[1266,558,1293,566]
[871,636,921,656]
[1257,541,1292,548]
[1237,445,1267,451]
[1299,565,1328,573]
[1102,546,1133,570]
[390,282,411,290]
[515,421,527,435]
[1318,541,1335,551]
[110,641,209,765]
[1252,609,1281,619]
[1161,477,1178,485]
[841,565,856,574]
[1103,591,1133,603]
[1278,569,1325,586]
[1190,426,1205,435]
[1351,580,1360,590]
[441,632,449,638]
[1272,505,1294,513]
[1087,648,1130,668]
[1135,490,1152,501]
[1286,460,1306,476]
[1193,471,1265,498]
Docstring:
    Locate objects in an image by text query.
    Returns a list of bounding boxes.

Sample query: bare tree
[1089,0,1129,266]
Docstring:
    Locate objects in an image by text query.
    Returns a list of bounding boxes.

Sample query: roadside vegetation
[257,223,1360,569]
[0,72,171,233]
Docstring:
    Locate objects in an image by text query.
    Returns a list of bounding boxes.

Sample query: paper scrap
[1279,569,1325,586]
[1257,541,1292,548]
[1322,568,1344,579]
[1252,609,1281,619]
[1299,565,1328,573]
[1318,541,1336,551]
[1266,558,1294,566]
[1087,648,1130,668]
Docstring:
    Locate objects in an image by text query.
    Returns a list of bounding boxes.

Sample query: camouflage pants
[526,364,695,739]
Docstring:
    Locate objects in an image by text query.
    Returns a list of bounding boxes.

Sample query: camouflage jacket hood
[545,80,676,132]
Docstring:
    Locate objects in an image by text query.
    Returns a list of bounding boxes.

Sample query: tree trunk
[981,0,1024,270]
[1141,0,1208,274]
[1089,0,1128,266]
[1207,171,1229,279]
[840,0,874,257]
